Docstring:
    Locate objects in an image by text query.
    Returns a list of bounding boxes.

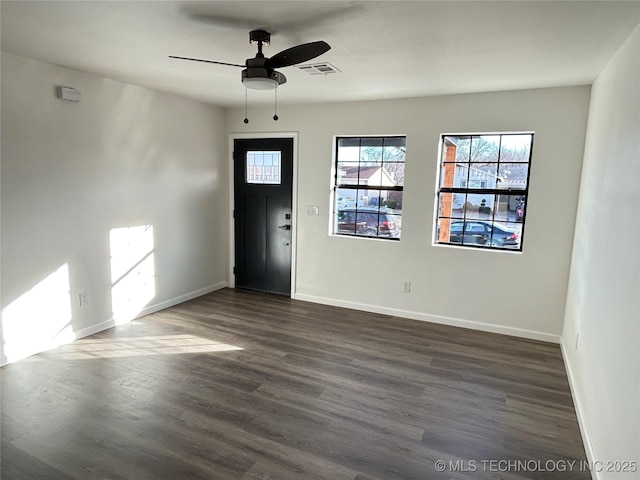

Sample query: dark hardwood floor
[1,288,589,479]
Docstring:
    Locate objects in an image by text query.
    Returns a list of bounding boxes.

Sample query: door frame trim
[228,132,299,297]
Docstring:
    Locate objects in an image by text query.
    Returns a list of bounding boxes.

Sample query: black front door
[234,138,293,295]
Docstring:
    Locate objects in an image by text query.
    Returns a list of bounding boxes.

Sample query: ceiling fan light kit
[241,66,286,90]
[170,29,330,122]
[241,76,278,90]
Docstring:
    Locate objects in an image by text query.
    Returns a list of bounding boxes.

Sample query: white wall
[1,53,228,365]
[226,85,590,341]
[562,26,640,478]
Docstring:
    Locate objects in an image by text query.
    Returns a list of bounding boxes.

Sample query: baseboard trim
[560,339,598,480]
[72,317,118,341]
[73,281,229,339]
[1,282,228,366]
[293,292,560,344]
[135,281,228,319]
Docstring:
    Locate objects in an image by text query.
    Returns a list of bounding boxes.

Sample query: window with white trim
[435,133,533,251]
[333,136,405,239]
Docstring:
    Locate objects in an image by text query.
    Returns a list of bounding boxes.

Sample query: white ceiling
[2,1,639,108]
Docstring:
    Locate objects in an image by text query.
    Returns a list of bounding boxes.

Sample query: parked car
[337,207,400,238]
[443,220,520,248]
[516,199,526,221]
[337,195,356,209]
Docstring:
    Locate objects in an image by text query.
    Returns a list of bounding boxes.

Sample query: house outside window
[435,133,533,251]
[333,136,405,239]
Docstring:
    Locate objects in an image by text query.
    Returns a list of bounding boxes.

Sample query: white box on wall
[56,86,81,102]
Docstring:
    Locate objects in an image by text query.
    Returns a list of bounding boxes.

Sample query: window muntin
[436,133,533,251]
[246,151,281,184]
[333,136,405,239]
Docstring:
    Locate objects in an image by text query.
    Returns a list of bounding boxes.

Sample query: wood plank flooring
[1,288,589,479]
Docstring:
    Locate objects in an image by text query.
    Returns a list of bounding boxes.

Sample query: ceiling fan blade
[169,56,244,68]
[265,41,330,68]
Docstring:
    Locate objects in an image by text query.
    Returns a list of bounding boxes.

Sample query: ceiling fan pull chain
[273,86,279,121]
[243,87,249,124]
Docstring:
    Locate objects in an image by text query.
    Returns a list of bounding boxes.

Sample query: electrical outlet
[402,281,411,293]
[79,291,89,307]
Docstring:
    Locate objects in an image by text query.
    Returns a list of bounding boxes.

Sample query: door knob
[278,225,291,230]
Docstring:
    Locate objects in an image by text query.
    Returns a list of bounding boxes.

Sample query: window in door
[246,151,281,184]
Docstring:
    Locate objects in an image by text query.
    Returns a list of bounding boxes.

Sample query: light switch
[79,291,89,307]
[306,205,320,216]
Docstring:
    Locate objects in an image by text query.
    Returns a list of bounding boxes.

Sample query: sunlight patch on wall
[1,264,74,363]
[51,334,243,359]
[110,225,156,325]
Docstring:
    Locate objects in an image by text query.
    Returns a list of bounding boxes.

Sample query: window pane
[361,189,382,207]
[359,137,384,148]
[338,137,360,148]
[493,194,525,223]
[500,134,532,162]
[382,214,401,238]
[383,137,406,148]
[337,188,372,209]
[337,140,360,164]
[498,163,529,189]
[353,208,401,238]
[471,135,500,163]
[359,138,384,165]
[453,193,466,213]
[335,188,384,210]
[383,191,403,212]
[437,192,465,243]
[383,146,406,163]
[360,148,383,165]
[463,193,495,220]
[246,151,281,184]
[355,211,378,237]
[335,201,403,239]
[490,221,521,249]
[440,162,469,189]
[336,209,357,235]
[515,196,526,223]
[438,192,463,219]
[439,220,490,246]
[467,163,498,188]
[384,162,405,187]
[461,221,492,246]
[359,165,383,186]
[436,217,451,243]
[336,162,360,185]
[442,136,471,163]
[335,188,358,210]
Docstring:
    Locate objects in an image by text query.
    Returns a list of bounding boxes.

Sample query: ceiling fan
[170,30,331,90]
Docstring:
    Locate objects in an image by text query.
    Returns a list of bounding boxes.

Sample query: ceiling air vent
[297,62,341,75]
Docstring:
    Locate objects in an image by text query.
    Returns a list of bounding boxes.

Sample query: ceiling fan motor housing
[241,67,286,88]
[249,30,271,46]
[242,56,286,88]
